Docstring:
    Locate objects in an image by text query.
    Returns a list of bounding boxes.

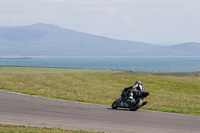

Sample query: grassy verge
[0,67,200,115]
[0,124,101,133]
[0,66,123,74]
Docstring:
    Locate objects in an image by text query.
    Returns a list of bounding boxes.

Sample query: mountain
[164,42,200,56]
[0,23,200,57]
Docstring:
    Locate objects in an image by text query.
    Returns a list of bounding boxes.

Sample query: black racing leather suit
[121,84,145,103]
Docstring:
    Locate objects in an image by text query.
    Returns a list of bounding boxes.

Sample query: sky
[0,0,200,45]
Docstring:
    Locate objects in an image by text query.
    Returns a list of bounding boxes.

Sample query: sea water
[0,57,200,72]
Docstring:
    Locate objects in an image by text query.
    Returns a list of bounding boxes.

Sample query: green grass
[0,66,123,74]
[0,124,102,133]
[0,67,200,115]
[121,71,200,77]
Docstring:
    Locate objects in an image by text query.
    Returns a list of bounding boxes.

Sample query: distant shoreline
[0,57,33,59]
[1,56,200,58]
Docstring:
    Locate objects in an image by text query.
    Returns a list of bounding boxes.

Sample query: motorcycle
[111,91,149,111]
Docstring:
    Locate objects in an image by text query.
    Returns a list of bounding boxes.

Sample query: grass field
[0,66,200,115]
[0,124,101,133]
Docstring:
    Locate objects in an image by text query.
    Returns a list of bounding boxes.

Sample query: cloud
[52,0,65,3]
[40,0,65,3]
[120,16,135,28]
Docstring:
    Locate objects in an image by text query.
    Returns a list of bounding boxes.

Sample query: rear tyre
[129,98,143,111]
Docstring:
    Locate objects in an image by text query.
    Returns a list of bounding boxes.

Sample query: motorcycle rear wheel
[129,98,143,111]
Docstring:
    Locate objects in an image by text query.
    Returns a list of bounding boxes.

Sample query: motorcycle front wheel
[111,98,120,109]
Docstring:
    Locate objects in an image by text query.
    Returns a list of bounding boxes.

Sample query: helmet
[135,81,144,91]
[135,81,142,85]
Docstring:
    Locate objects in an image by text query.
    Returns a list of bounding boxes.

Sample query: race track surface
[0,90,200,133]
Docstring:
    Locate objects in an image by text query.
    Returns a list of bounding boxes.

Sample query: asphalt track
[0,90,200,133]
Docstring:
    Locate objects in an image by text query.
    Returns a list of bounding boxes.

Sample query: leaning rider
[120,81,146,107]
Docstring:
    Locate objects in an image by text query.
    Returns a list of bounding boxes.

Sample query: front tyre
[111,98,120,109]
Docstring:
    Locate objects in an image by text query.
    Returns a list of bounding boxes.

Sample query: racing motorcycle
[111,91,149,111]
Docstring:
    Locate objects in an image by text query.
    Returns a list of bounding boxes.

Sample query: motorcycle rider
[120,80,146,107]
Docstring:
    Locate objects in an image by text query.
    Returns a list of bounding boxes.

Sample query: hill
[0,23,199,56]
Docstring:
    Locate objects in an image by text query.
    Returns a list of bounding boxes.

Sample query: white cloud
[53,0,65,3]
[39,0,65,3]
[119,16,135,28]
